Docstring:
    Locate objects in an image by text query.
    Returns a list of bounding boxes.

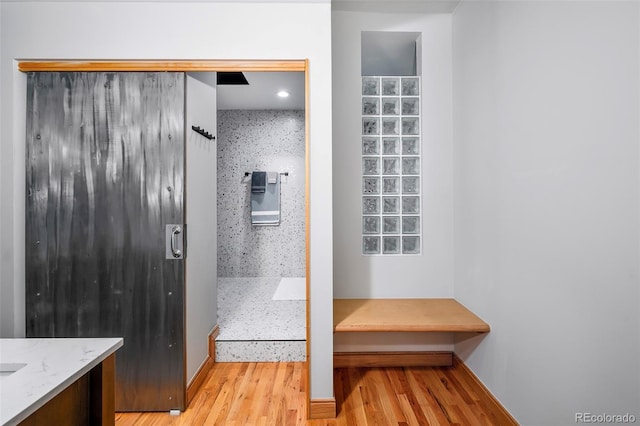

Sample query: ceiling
[216,72,305,110]
[332,0,460,13]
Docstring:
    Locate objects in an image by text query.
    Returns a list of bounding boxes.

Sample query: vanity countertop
[0,337,123,426]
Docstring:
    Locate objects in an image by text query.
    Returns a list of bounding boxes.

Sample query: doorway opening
[19,60,311,411]
[215,71,307,361]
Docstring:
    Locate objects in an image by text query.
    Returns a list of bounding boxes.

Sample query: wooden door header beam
[18,60,307,72]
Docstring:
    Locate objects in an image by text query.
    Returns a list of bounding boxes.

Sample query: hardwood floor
[115,362,502,425]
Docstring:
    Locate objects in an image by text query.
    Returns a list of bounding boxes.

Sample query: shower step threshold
[215,339,306,362]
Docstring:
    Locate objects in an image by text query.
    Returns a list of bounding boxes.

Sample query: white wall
[453,2,640,424]
[185,74,218,385]
[332,11,454,298]
[0,4,4,338]
[0,0,333,401]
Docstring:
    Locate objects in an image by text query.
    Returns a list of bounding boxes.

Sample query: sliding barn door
[25,72,186,411]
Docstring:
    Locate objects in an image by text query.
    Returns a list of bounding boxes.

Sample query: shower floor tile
[215,340,306,362]
[217,277,305,341]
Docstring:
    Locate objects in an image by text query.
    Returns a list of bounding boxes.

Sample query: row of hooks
[191,125,215,141]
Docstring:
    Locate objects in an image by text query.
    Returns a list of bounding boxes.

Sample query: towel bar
[244,172,289,177]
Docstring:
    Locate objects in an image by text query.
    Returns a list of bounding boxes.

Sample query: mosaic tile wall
[217,110,306,276]
[361,76,421,255]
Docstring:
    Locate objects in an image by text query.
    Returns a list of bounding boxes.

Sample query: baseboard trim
[209,325,220,361]
[309,398,336,419]
[333,351,453,368]
[453,355,519,426]
[186,325,220,406]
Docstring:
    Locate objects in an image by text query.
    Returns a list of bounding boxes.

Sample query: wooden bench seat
[330,299,515,424]
[333,299,489,368]
[333,298,490,333]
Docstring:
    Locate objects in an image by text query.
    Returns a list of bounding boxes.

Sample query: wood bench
[333,298,489,368]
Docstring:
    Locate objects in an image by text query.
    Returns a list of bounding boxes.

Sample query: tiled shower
[216,110,306,362]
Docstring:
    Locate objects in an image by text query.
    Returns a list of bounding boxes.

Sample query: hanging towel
[251,171,267,193]
[251,172,280,225]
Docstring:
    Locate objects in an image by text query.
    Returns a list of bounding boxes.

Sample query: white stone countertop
[0,337,123,426]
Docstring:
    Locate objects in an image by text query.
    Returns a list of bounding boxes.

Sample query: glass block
[363,117,379,135]
[363,216,380,234]
[382,117,399,135]
[382,157,400,175]
[382,196,400,214]
[362,137,379,155]
[381,98,399,115]
[402,216,420,234]
[402,196,420,214]
[382,138,399,155]
[402,137,419,155]
[362,77,380,96]
[402,157,420,175]
[382,177,399,194]
[402,98,419,115]
[362,97,379,115]
[362,157,380,175]
[362,177,380,194]
[401,77,419,96]
[363,236,381,254]
[402,117,419,135]
[402,236,420,254]
[383,216,400,234]
[382,78,400,96]
[363,196,380,214]
[402,177,420,194]
[383,236,401,254]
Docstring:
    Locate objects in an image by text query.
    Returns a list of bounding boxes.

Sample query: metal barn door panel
[25,72,186,411]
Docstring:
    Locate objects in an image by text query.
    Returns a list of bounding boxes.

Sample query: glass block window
[361,76,421,255]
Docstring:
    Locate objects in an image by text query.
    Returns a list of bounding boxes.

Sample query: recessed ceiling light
[277,90,290,98]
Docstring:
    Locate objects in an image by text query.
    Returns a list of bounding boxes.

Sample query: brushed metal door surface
[25,72,186,411]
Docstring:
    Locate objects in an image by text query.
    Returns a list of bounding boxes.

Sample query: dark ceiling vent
[217,72,249,85]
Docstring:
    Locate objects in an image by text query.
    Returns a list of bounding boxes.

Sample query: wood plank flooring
[115,362,502,425]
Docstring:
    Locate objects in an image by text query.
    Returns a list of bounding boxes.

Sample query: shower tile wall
[217,110,305,277]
